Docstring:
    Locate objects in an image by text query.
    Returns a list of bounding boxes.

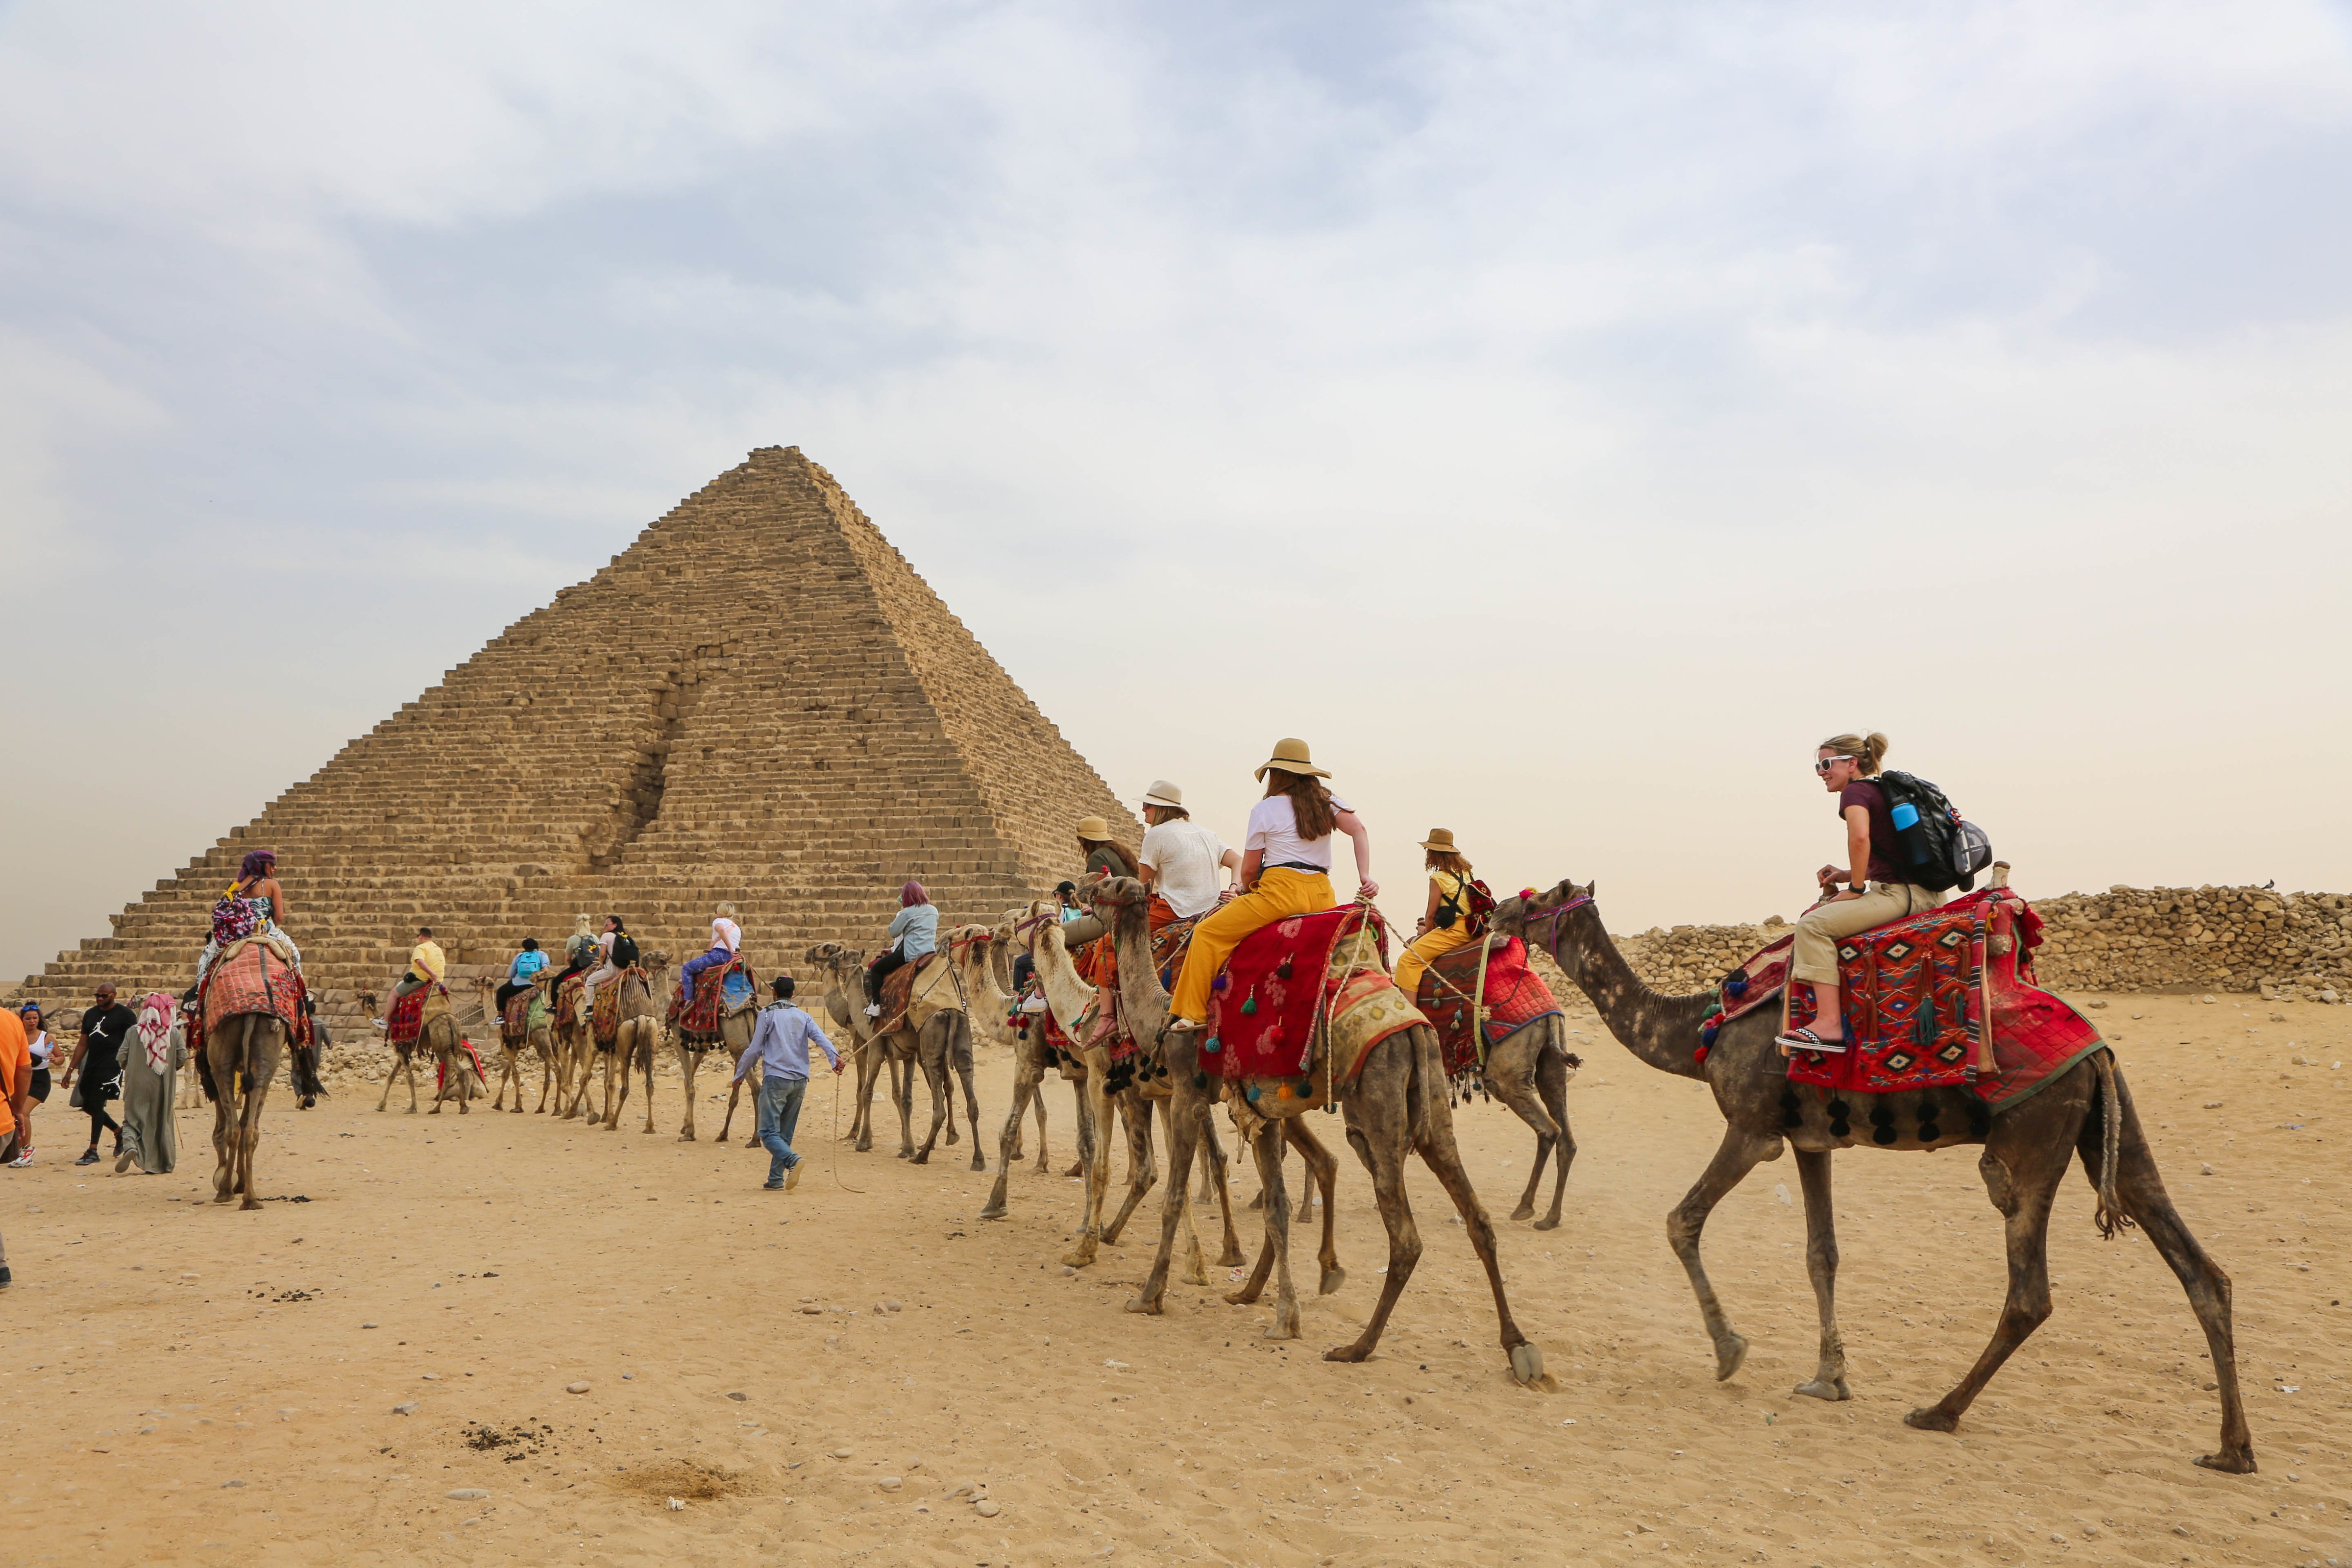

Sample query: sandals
[1774,1026,1848,1055]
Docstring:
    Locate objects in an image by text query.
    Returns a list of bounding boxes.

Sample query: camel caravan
[161,732,2256,1475]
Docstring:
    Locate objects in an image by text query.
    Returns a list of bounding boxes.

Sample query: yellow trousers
[1169,867,1335,1024]
[1393,923,1471,999]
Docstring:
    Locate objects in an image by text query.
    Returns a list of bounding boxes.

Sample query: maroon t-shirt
[1838,780,1903,885]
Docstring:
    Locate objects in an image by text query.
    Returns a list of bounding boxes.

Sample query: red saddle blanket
[1740,890,2104,1108]
[192,941,310,1059]
[1415,936,1564,1079]
[553,971,585,1028]
[387,982,448,1048]
[437,1036,490,1093]
[670,956,757,1036]
[1207,905,1395,1083]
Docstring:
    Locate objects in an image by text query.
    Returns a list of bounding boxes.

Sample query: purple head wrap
[240,849,277,880]
[900,880,930,908]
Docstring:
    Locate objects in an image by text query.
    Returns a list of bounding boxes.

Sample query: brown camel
[806,942,909,1152]
[472,972,558,1114]
[1494,872,2254,1471]
[372,983,466,1114]
[423,1001,476,1115]
[999,897,1226,1285]
[1084,876,1549,1384]
[551,972,599,1122]
[595,957,669,1131]
[1422,942,1585,1230]
[953,915,1054,1180]
[201,957,293,1210]
[669,957,757,1143]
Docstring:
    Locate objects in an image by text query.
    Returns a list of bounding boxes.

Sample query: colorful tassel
[1240,996,1257,1015]
[1203,1036,1221,1054]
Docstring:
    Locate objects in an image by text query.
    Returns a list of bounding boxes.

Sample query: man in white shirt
[1136,780,1241,926]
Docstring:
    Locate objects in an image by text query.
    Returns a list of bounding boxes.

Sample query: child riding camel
[1775,731,1947,1054]
[1165,738,1378,1033]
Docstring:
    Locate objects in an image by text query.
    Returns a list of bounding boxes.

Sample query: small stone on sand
[566,1381,590,1394]
[975,1498,1001,1517]
[447,1488,489,1500]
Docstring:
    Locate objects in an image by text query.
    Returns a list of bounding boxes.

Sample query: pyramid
[14,447,1138,1024]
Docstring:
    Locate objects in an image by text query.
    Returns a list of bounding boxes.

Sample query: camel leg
[677,1046,700,1142]
[638,1036,657,1134]
[1029,1071,1050,1170]
[983,1047,1047,1219]
[1485,1044,1557,1225]
[534,1037,554,1113]
[1065,1076,1090,1177]
[719,1072,745,1143]
[1903,1123,2071,1435]
[375,1043,403,1113]
[236,1020,276,1210]
[1063,1068,1116,1269]
[1243,1119,1300,1338]
[911,1028,951,1165]
[2093,1080,2255,1472]
[1535,1043,1576,1230]
[1667,1127,1781,1382]
[1102,1094,1160,1245]
[1287,1118,1345,1295]
[956,1024,984,1172]
[1201,1107,1245,1268]
[210,1033,239,1202]
[1790,1148,1852,1401]
[600,1044,623,1130]
[1408,1061,1542,1381]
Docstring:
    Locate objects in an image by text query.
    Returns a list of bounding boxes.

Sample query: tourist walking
[115,993,182,1175]
[732,976,840,1190]
[13,1003,53,1166]
[61,982,135,1166]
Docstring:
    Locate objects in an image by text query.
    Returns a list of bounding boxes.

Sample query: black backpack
[1432,873,1498,937]
[611,932,641,968]
[1875,771,1992,893]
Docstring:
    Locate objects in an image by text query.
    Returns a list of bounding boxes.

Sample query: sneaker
[0,1267,12,1288]
[785,1161,805,1192]
[74,1149,99,1166]
[114,1147,137,1175]
[8,1151,30,1168]
[864,1003,881,1017]
[1019,995,1047,1015]
[1165,1017,1202,1033]
[761,1180,784,1191]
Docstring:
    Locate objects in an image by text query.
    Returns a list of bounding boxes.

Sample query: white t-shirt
[1244,791,1353,874]
[1140,820,1231,919]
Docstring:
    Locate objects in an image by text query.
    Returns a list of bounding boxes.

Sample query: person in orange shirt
[0,1003,27,1286]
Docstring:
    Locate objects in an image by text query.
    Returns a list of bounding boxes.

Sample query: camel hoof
[1903,1406,1960,1433]
[1124,1295,1164,1316]
[1532,1216,1562,1232]
[240,1199,262,1212]
[1266,1317,1302,1341]
[910,1151,930,1166]
[1319,1265,1347,1296]
[979,1204,1007,1222]
[1713,1333,1749,1382]
[213,1188,236,1204]
[1323,1342,1373,1363]
[1061,1250,1095,1270]
[679,1132,696,1143]
[1793,1376,1852,1402]
[1509,1203,1535,1222]
[970,1154,986,1173]
[2195,1448,2258,1475]
[1224,1288,1257,1307]
[947,1128,959,1145]
[1063,1162,1083,1177]
[1509,1342,1557,1391]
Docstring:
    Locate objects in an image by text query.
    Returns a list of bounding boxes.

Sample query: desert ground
[0,991,2343,1568]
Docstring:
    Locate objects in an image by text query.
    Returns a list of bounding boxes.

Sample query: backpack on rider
[1875,771,1993,893]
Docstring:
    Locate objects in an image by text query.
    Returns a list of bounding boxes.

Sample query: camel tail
[2089,1049,2131,1240]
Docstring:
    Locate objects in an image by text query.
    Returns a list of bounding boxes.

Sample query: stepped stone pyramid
[13,447,1137,1024]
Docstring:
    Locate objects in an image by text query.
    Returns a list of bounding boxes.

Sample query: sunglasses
[1813,756,1857,774]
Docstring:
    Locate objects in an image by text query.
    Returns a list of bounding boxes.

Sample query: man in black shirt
[62,982,133,1166]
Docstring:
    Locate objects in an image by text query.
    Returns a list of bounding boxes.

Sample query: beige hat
[1140,780,1184,810]
[1074,816,1114,841]
[1253,737,1331,782]
[1419,828,1460,854]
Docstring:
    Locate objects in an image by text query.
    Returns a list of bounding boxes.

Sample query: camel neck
[1536,908,1712,1081]
[1106,899,1172,1030]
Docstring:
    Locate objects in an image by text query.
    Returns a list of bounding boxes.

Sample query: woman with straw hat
[1071,816,1142,1041]
[1392,829,1477,998]
[1166,739,1378,1032]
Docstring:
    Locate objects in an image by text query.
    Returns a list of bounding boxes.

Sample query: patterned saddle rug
[501,989,549,1042]
[874,953,940,1036]
[386,981,449,1049]
[1712,890,2106,1109]
[1206,905,1423,1104]
[670,956,759,1041]
[553,970,586,1028]
[1415,935,1567,1081]
[192,937,311,1059]
[592,970,645,1047]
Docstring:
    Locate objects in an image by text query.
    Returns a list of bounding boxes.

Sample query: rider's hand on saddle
[1358,879,1381,899]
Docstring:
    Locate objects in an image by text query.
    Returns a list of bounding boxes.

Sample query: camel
[998,896,1234,1286]
[551,973,599,1122]
[199,950,295,1210]
[950,917,1054,1181]
[1083,876,1549,1384]
[595,956,670,1132]
[370,983,469,1114]
[1420,942,1585,1230]
[1494,872,2254,1470]
[668,957,758,1143]
[472,972,558,1114]
[806,943,909,1152]
[806,939,976,1166]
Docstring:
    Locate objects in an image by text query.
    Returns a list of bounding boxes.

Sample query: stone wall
[1603,885,2352,1003]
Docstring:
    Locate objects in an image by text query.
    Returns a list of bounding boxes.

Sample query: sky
[4,0,2351,981]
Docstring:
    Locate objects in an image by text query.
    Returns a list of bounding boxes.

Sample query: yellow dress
[1393,869,1472,998]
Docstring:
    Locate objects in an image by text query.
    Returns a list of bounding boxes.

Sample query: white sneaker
[864,1003,882,1017]
[1019,996,1047,1015]
[7,1153,30,1168]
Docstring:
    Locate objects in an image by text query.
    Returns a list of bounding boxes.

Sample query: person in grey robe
[114,993,181,1176]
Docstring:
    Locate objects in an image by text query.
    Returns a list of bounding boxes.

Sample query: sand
[0,991,2343,1567]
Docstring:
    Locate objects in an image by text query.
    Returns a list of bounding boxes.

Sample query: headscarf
[134,992,177,1075]
[900,881,929,908]
[239,849,277,882]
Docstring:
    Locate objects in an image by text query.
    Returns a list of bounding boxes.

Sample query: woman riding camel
[1072,816,1143,1041]
[495,938,546,1012]
[865,882,938,1017]
[680,904,745,1008]
[196,848,299,989]
[580,916,629,1022]
[1166,738,1378,1033]
[1392,828,1475,998]
[1775,731,1946,1054]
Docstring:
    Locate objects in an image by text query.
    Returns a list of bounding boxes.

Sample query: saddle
[190,937,311,1059]
[387,982,449,1049]
[553,970,586,1028]
[670,956,759,1044]
[873,952,940,1036]
[1205,904,1424,1113]
[501,989,548,1043]
[593,970,642,1047]
[1415,935,1567,1082]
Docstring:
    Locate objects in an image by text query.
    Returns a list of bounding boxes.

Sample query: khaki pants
[580,962,620,1016]
[1791,882,1944,984]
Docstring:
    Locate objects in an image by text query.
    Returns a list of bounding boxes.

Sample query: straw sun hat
[1418,828,1460,854]
[1074,816,1114,840]
[1140,780,1184,810]
[1252,737,1331,782]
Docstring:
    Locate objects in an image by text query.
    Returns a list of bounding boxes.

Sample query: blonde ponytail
[1819,732,1890,775]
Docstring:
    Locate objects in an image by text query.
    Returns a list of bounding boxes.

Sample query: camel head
[1488,878,1599,959]
[806,941,864,973]
[1004,900,1059,956]
[942,924,995,961]
[1082,874,1148,915]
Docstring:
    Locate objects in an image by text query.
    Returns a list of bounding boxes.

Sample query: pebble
[878,1476,902,1492]
[800,1304,824,1315]
[666,1497,686,1511]
[975,1499,1001,1517]
[392,1403,418,1416]
[447,1488,489,1501]
[726,1391,748,1402]
[2202,1163,2217,1176]
[361,1322,379,1330]
[566,1382,590,1394]
[833,1447,853,1459]
[222,1480,245,1489]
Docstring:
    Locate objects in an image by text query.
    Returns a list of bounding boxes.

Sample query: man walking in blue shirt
[733,976,841,1191]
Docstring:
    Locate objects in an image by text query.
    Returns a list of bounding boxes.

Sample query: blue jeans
[758,1074,809,1186]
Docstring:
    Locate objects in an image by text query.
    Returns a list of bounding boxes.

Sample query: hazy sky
[5,1,2350,981]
